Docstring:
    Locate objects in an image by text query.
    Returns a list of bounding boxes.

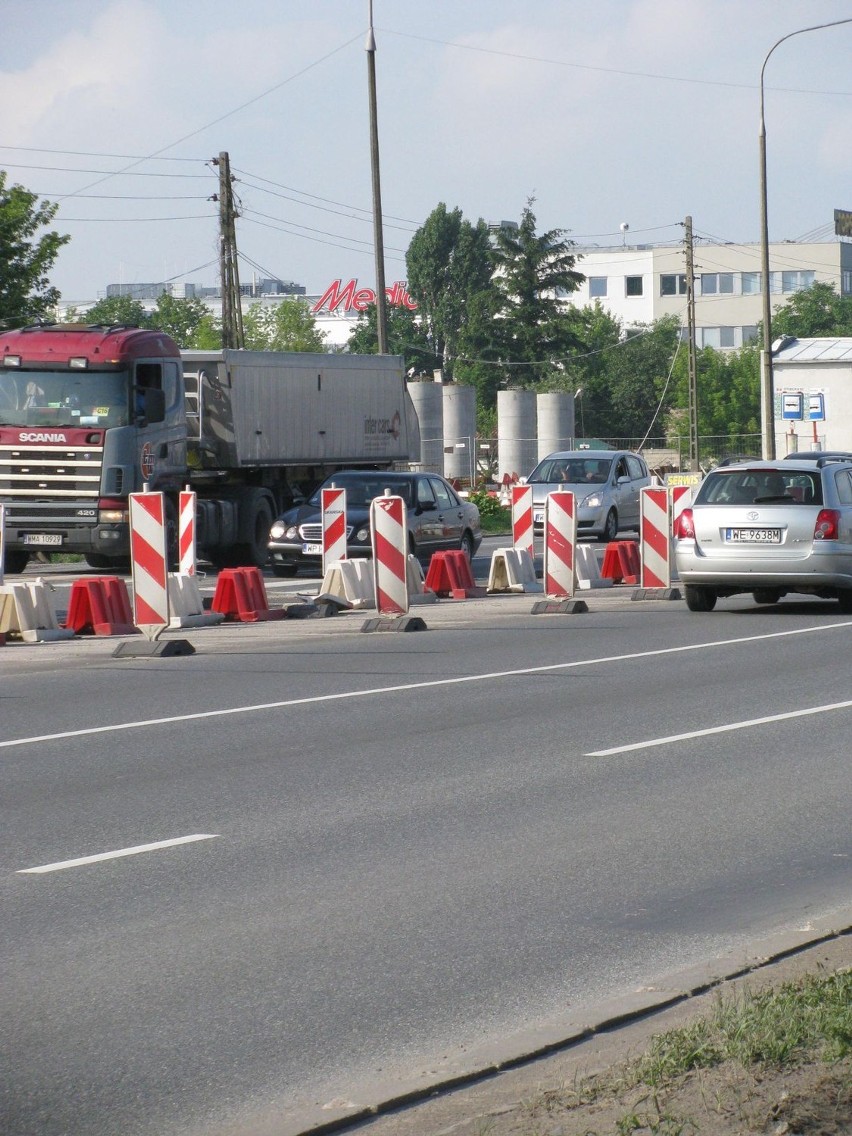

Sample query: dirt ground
[353,934,851,1136]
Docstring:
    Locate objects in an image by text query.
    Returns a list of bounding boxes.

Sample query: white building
[773,337,852,453]
[568,238,852,351]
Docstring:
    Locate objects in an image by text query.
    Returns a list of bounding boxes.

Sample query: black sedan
[267,469,482,577]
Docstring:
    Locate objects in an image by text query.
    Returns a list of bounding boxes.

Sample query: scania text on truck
[0,324,420,573]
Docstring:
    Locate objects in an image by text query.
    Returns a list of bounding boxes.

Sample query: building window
[589,276,607,298]
[700,327,721,349]
[781,269,815,293]
[625,276,643,297]
[660,274,687,296]
[742,325,758,344]
[720,326,736,348]
[742,271,761,295]
[701,273,735,296]
[842,271,852,295]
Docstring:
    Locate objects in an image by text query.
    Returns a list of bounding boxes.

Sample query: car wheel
[753,589,781,605]
[684,585,717,612]
[837,589,852,614]
[271,564,298,578]
[460,530,475,562]
[3,550,30,574]
[597,508,618,543]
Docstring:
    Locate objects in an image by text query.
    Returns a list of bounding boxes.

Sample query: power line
[381,27,852,97]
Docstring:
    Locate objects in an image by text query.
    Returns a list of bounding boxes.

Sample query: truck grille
[0,443,102,499]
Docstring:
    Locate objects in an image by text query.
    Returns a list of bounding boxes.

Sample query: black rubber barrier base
[361,616,428,633]
[530,599,589,615]
[112,639,196,658]
[631,587,682,601]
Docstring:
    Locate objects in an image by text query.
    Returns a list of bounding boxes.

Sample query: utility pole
[216,151,244,350]
[684,215,699,471]
[366,0,388,354]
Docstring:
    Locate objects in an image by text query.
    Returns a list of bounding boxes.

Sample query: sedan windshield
[528,458,611,484]
[309,474,413,508]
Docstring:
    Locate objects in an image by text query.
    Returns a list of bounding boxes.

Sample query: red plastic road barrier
[65,577,139,636]
[211,567,286,622]
[600,540,640,585]
[511,484,534,555]
[640,487,672,589]
[424,549,482,599]
[543,490,576,598]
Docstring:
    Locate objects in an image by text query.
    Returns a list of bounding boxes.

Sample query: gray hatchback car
[674,456,852,612]
[525,449,651,542]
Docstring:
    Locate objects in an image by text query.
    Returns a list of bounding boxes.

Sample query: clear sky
[1,0,851,306]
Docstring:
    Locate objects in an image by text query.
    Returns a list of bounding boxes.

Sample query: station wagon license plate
[302,543,322,556]
[725,527,781,544]
[22,533,63,546]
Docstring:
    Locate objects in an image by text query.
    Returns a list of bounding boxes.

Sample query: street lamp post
[759,17,852,460]
[366,0,388,354]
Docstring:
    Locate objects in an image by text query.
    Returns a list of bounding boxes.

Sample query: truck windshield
[0,369,131,427]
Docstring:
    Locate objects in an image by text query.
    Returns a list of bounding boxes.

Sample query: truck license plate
[725,527,781,544]
[302,543,322,556]
[22,533,63,546]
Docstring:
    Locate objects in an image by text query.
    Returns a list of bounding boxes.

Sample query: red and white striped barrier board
[129,491,170,637]
[511,484,534,556]
[0,502,6,584]
[670,484,692,535]
[370,493,409,616]
[640,486,672,589]
[543,491,576,598]
[321,486,347,576]
[179,489,196,577]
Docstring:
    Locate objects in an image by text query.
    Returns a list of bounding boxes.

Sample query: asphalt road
[1,567,851,1136]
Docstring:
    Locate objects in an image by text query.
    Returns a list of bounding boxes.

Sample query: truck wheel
[3,550,29,574]
[233,494,274,568]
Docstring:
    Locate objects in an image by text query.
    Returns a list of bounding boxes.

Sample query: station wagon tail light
[813,509,840,540]
[674,508,695,539]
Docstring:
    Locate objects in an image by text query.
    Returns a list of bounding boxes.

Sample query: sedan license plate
[22,533,63,546]
[533,510,544,525]
[725,527,781,544]
[302,542,322,556]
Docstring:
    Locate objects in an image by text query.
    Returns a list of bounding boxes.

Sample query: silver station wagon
[674,457,852,612]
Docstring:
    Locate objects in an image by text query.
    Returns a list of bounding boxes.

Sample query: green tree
[405,203,494,379]
[489,198,586,389]
[347,302,437,373]
[0,171,69,326]
[243,299,326,351]
[82,294,151,327]
[770,281,852,338]
[149,293,216,348]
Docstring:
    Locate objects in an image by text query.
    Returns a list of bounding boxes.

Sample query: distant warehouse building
[773,338,852,453]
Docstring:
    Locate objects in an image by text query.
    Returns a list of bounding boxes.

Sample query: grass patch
[634,969,852,1087]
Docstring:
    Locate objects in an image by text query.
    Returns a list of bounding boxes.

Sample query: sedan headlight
[354,526,370,543]
[285,525,300,540]
[269,521,286,539]
[580,492,603,508]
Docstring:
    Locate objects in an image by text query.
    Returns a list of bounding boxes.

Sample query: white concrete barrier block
[575,543,614,590]
[486,548,543,594]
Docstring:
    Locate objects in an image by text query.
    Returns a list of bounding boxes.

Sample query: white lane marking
[2,620,851,752]
[588,699,852,756]
[17,834,218,874]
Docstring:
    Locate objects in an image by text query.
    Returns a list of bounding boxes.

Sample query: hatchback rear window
[697,469,823,506]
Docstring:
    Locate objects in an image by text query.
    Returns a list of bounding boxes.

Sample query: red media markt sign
[312,279,417,315]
